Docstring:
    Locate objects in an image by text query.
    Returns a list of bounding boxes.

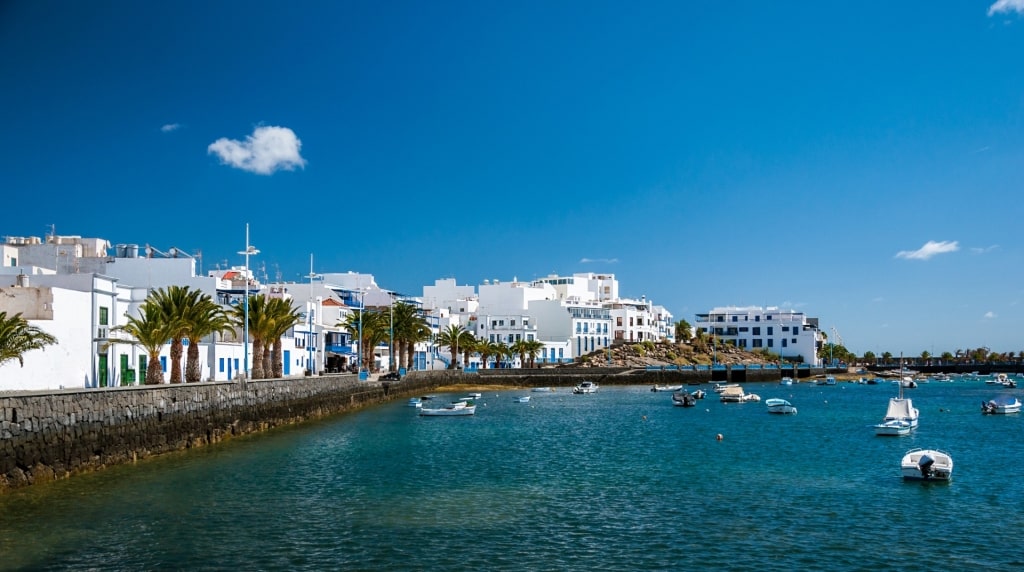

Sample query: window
[752,327,761,335]
[617,317,623,327]
[99,307,109,326]
[767,327,773,336]
[511,319,516,326]
[752,339,763,348]
[219,358,225,372]
[731,315,738,322]
[754,315,760,322]
[782,339,788,347]
[767,339,774,348]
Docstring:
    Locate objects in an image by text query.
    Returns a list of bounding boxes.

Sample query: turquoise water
[3,380,1024,571]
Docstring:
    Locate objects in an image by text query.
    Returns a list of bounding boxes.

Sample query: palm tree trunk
[185,341,201,382]
[170,339,184,383]
[251,339,265,379]
[272,338,283,377]
[406,344,415,371]
[146,354,164,385]
[262,340,273,378]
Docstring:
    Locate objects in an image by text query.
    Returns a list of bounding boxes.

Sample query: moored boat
[765,398,797,414]
[573,381,598,394]
[513,395,531,403]
[875,361,919,436]
[901,448,953,481]
[720,385,760,403]
[651,384,683,392]
[981,396,1021,414]
[420,401,476,416]
[672,391,696,407]
[407,397,422,408]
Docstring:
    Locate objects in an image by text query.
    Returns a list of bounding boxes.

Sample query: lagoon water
[3,379,1024,571]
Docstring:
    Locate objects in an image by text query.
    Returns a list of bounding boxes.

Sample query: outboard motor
[918,454,935,478]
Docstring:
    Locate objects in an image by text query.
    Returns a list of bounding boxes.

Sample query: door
[98,353,108,387]
[283,350,291,375]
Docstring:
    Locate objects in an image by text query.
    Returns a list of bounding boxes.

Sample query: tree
[675,319,693,343]
[181,294,232,382]
[266,298,304,378]
[524,339,544,368]
[149,285,204,383]
[338,308,389,372]
[0,311,58,369]
[511,339,529,368]
[392,302,429,371]
[232,294,276,379]
[436,324,470,369]
[113,303,175,385]
[863,351,876,365]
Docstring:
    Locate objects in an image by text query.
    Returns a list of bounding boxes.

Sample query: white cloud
[989,0,1024,16]
[579,257,619,264]
[160,123,181,132]
[971,244,999,254]
[984,311,997,319]
[208,125,306,175]
[894,240,959,260]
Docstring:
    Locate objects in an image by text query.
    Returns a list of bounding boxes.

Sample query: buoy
[716,433,723,441]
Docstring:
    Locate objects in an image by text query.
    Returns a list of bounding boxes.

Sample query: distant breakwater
[0,366,819,492]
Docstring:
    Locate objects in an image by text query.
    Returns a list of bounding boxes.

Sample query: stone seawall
[0,374,439,492]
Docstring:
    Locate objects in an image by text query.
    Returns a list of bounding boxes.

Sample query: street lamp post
[357,288,365,380]
[389,293,394,373]
[307,254,316,376]
[238,224,259,380]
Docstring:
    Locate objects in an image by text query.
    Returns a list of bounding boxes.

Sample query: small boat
[407,397,423,408]
[513,395,531,403]
[467,392,482,399]
[651,384,683,392]
[672,391,696,407]
[691,389,707,400]
[875,360,919,436]
[420,401,476,416]
[991,373,1017,388]
[981,396,1021,414]
[531,387,554,393]
[901,448,953,482]
[573,381,598,394]
[719,386,760,403]
[765,398,797,415]
[780,377,793,386]
[713,383,738,393]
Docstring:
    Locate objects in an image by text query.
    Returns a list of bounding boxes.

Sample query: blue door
[283,350,291,375]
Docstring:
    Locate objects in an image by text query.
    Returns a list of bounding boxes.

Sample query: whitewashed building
[694,306,823,366]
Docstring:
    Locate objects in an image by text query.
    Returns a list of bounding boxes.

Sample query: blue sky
[2,1,1024,357]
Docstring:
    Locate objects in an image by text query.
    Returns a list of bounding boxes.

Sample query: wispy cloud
[895,240,959,260]
[579,257,619,264]
[984,311,997,319]
[160,123,181,132]
[989,0,1024,16]
[872,297,885,303]
[971,244,999,254]
[971,145,991,154]
[208,125,306,175]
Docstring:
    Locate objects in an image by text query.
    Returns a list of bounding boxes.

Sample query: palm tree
[675,319,693,343]
[338,308,389,372]
[436,324,468,369]
[493,341,512,369]
[511,339,529,368]
[266,298,304,378]
[182,295,232,382]
[0,311,58,369]
[148,285,204,383]
[231,294,276,379]
[113,303,175,385]
[524,339,544,368]
[392,302,428,371]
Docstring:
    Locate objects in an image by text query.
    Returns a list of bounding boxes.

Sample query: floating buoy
[642,415,647,421]
[716,433,723,441]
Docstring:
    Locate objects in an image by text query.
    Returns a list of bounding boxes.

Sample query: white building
[694,306,823,366]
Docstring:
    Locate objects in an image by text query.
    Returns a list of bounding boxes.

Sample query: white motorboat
[713,383,738,393]
[875,362,919,436]
[901,448,953,482]
[719,385,760,403]
[981,396,1021,414]
[651,384,683,392]
[407,397,423,408]
[765,398,797,414]
[990,373,1017,388]
[573,381,598,394]
[780,377,793,386]
[531,387,554,393]
[420,401,476,416]
[513,395,531,403]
